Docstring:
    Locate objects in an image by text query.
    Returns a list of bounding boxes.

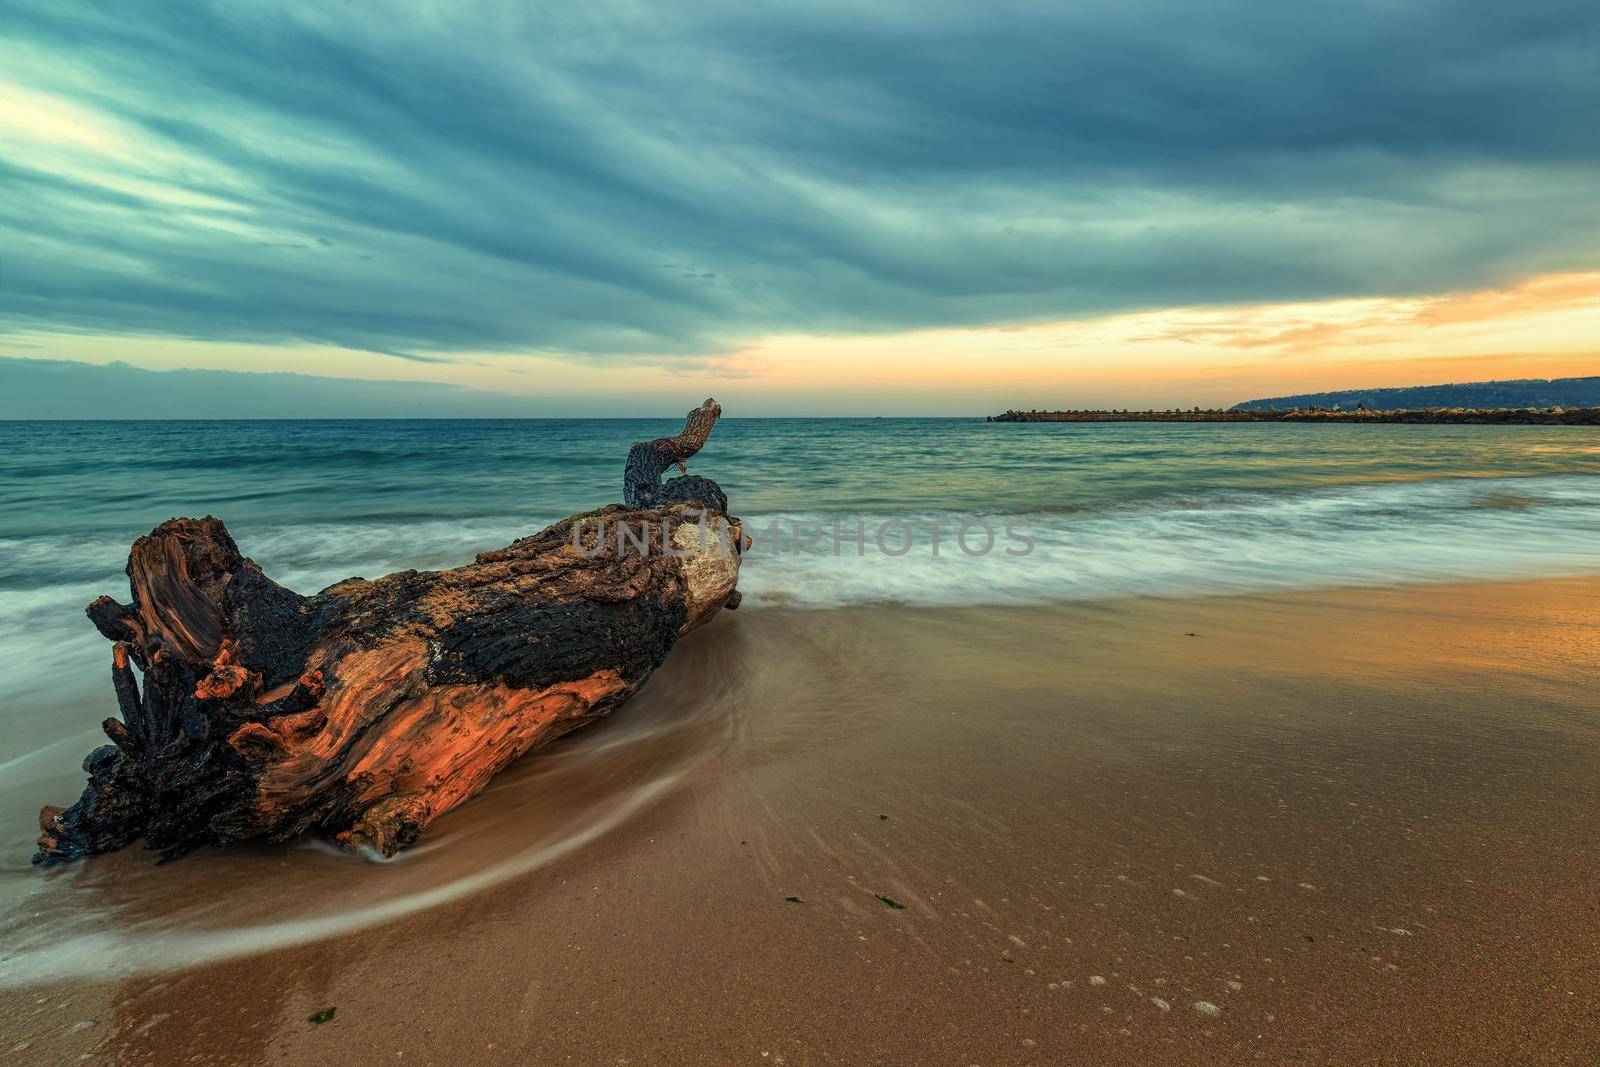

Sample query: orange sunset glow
[8,271,1589,414]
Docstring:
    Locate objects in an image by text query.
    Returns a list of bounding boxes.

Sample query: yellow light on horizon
[3,271,1594,412]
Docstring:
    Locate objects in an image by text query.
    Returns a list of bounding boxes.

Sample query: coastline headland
[987,406,1600,424]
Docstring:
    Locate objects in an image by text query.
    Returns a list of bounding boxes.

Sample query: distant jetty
[987,407,1600,424]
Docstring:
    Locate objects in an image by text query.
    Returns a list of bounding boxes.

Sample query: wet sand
[4,578,1599,1064]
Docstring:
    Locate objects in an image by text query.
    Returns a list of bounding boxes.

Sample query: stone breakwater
[987,407,1600,424]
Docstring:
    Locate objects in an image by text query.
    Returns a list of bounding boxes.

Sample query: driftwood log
[36,399,743,863]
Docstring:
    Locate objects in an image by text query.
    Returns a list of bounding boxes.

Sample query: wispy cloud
[1128,272,1600,354]
[0,0,1594,371]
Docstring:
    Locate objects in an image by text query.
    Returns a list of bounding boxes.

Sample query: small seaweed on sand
[308,1008,336,1025]
[785,896,803,904]
[875,894,907,910]
[878,814,890,820]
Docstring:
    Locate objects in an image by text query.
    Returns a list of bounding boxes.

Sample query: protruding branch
[88,596,140,646]
[623,398,727,511]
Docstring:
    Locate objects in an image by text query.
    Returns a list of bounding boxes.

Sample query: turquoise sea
[6,418,1600,732]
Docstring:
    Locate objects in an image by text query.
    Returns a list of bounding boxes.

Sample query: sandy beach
[5,576,1597,1064]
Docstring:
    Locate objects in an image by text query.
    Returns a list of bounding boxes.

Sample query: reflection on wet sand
[4,579,1600,1063]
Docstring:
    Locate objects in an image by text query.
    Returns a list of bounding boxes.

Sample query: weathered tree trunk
[36,401,743,863]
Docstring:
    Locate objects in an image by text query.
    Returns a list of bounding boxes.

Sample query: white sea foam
[3,477,1598,721]
[734,475,1600,607]
[0,775,681,987]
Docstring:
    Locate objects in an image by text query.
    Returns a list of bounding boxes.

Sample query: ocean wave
[733,475,1600,606]
[5,476,1598,621]
[3,477,1598,704]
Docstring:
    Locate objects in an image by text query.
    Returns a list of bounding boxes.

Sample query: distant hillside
[1233,376,1600,412]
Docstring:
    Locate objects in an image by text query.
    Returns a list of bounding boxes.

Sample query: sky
[0,0,1595,416]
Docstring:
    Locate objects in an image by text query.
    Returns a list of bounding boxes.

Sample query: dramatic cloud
[1,0,1596,365]
[0,356,506,418]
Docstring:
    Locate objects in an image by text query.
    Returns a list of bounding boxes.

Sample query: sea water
[5,418,1599,728]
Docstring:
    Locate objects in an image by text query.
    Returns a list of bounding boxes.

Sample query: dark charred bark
[36,402,744,864]
[624,397,728,512]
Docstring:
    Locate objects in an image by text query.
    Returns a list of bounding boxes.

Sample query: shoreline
[4,577,1599,1063]
[988,406,1600,423]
